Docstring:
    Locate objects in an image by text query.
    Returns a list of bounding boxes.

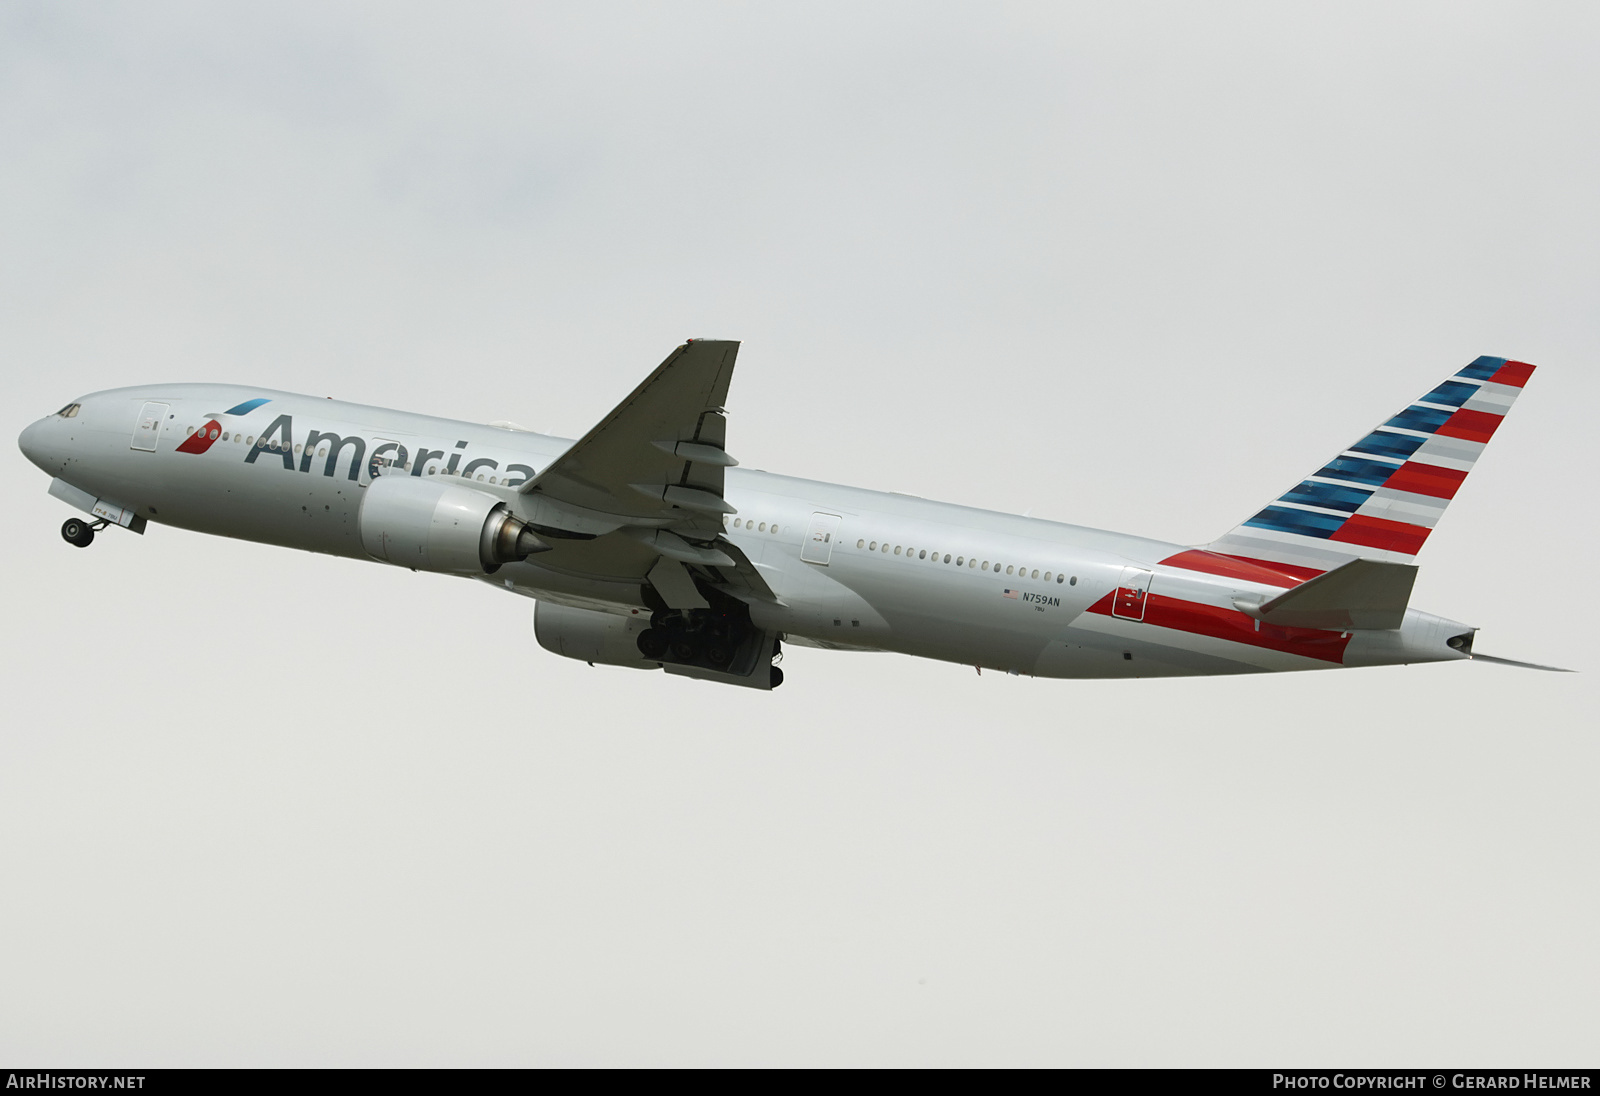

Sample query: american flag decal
[1195,355,1537,577]
[1003,588,1018,599]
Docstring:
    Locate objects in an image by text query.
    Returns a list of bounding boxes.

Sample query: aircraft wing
[520,339,737,531]
[513,339,775,607]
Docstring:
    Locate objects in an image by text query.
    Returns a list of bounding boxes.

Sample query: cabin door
[131,402,169,452]
[1112,567,1153,621]
[800,512,842,566]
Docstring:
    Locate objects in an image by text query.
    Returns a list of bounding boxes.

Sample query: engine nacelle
[534,601,655,669]
[359,475,547,574]
[535,601,784,688]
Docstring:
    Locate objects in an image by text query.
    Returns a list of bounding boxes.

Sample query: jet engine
[535,601,785,688]
[534,601,656,669]
[359,475,548,574]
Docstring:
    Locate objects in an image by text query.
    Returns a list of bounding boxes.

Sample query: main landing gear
[636,607,744,670]
[635,603,786,688]
[61,517,108,548]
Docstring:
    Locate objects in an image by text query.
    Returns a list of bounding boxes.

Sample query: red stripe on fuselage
[1435,407,1503,443]
[1489,360,1536,388]
[1086,590,1349,663]
[1382,461,1468,500]
[1328,514,1431,554]
[1159,549,1322,586]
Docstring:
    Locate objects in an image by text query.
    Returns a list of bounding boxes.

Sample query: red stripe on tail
[1159,550,1321,587]
[1489,360,1536,388]
[1329,514,1431,554]
[1436,408,1503,443]
[1383,461,1468,500]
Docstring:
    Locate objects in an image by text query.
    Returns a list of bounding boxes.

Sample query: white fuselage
[18,383,1470,679]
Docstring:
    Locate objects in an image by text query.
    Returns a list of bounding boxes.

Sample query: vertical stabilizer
[1201,356,1535,577]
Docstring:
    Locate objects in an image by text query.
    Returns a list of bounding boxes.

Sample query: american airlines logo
[234,411,536,485]
[176,419,224,455]
[175,398,272,456]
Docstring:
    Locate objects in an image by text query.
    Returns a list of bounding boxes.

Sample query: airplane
[16,343,1563,690]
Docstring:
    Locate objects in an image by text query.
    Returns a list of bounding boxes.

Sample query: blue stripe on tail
[1455,356,1505,381]
[1313,456,1402,487]
[1383,405,1454,433]
[1419,380,1479,408]
[1242,506,1346,538]
[1279,481,1373,512]
[1348,430,1426,460]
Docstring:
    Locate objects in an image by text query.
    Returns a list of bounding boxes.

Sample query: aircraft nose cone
[18,418,49,470]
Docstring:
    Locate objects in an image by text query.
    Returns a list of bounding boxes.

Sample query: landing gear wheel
[669,637,696,662]
[61,518,94,548]
[705,641,733,668]
[769,665,784,689]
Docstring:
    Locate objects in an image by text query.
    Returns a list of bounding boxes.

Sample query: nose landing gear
[61,517,108,548]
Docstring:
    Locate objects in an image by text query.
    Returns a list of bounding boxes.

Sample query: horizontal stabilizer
[1471,653,1576,673]
[1234,558,1417,630]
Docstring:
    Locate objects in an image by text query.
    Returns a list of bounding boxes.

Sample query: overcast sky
[2,1,1596,1066]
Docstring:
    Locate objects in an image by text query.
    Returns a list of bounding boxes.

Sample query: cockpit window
[56,403,80,418]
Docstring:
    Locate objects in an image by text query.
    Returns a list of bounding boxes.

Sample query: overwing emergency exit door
[800,512,843,565]
[130,402,169,452]
[1112,567,1153,621]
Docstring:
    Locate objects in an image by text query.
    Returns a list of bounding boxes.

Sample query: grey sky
[2,1,1596,1065]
